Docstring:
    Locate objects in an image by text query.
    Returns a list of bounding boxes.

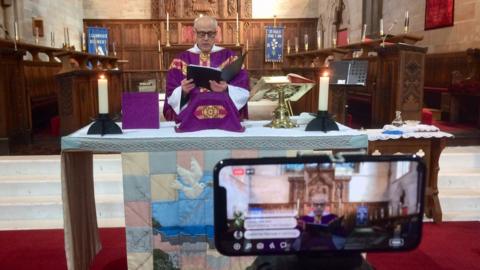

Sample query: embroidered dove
[171,157,206,199]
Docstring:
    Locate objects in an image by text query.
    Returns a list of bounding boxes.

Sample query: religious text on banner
[265,26,284,63]
[87,27,109,56]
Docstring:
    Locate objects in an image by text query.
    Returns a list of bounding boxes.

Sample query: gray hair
[194,15,218,29]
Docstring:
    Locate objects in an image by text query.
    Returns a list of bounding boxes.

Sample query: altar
[61,119,368,269]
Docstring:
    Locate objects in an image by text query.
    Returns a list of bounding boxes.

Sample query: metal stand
[87,113,122,136]
[305,110,339,132]
[247,253,373,270]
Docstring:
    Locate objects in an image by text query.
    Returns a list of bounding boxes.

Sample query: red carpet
[0,222,479,269]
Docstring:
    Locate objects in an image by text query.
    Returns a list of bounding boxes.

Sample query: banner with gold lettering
[265,26,284,63]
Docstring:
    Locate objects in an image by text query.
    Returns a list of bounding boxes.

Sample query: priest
[163,15,250,131]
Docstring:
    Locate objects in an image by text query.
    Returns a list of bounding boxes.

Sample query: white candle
[318,72,330,111]
[380,18,384,36]
[362,24,367,41]
[98,75,109,114]
[166,13,169,31]
[246,39,249,51]
[157,39,161,52]
[287,39,290,54]
[404,11,409,32]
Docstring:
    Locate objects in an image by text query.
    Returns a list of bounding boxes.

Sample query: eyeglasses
[195,30,217,39]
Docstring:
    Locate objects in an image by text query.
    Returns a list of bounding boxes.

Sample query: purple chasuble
[163,48,250,126]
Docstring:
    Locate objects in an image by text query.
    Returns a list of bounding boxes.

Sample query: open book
[250,73,315,102]
[186,52,247,90]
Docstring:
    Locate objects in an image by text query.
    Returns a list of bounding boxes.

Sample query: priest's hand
[209,80,228,92]
[181,78,195,95]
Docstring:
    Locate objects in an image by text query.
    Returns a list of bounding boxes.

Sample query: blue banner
[265,26,284,63]
[87,27,109,56]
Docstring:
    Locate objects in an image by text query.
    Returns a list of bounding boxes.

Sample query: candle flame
[99,74,106,79]
[322,71,329,77]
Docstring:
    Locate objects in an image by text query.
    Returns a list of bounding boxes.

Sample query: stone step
[0,174,123,197]
[439,147,480,172]
[441,211,480,222]
[0,154,122,176]
[0,217,125,231]
[438,188,480,213]
[438,169,480,189]
[0,194,124,221]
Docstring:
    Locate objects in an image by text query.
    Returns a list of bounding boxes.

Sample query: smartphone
[213,155,426,256]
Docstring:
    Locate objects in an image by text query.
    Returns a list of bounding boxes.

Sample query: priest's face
[194,20,217,53]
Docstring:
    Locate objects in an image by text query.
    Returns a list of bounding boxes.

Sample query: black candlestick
[305,110,339,132]
[87,113,122,136]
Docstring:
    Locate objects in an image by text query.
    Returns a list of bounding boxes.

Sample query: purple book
[122,92,160,129]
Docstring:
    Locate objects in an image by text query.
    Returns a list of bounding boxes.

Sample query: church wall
[384,0,480,53]
[252,0,318,18]
[83,0,152,19]
[16,0,84,49]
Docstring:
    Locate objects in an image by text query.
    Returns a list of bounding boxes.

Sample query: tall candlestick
[35,27,39,44]
[246,39,249,51]
[82,32,86,52]
[361,24,367,42]
[51,32,55,47]
[294,37,299,53]
[66,27,70,47]
[318,72,330,111]
[236,12,239,32]
[157,40,161,52]
[304,34,309,51]
[166,13,170,31]
[404,11,409,33]
[63,27,67,46]
[380,18,384,36]
[98,75,109,114]
[317,30,321,49]
[287,39,290,54]
[14,21,19,41]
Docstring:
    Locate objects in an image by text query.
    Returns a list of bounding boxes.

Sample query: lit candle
[304,34,309,51]
[98,75,109,114]
[287,39,290,54]
[380,18,384,36]
[294,37,299,53]
[318,72,330,111]
[361,24,367,42]
[14,21,19,41]
[166,12,169,31]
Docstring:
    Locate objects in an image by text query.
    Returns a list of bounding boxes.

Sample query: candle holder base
[87,114,122,136]
[305,111,339,132]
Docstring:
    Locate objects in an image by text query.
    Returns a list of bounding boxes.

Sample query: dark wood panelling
[84,18,318,93]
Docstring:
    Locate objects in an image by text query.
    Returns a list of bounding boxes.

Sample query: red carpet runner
[0,222,479,269]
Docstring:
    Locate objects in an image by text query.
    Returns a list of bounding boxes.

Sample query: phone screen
[214,157,424,255]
